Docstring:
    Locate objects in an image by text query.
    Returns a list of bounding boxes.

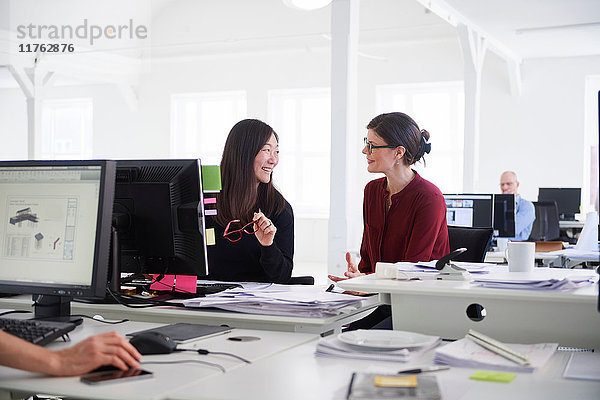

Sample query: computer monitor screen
[113,159,208,277]
[538,188,581,221]
[444,194,493,228]
[0,160,115,319]
[493,194,516,237]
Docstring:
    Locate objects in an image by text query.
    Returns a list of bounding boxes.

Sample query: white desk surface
[0,317,317,400]
[168,339,600,400]
[337,268,600,348]
[0,290,379,336]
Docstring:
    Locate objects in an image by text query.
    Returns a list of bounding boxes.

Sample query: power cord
[177,348,251,364]
[141,359,226,373]
[0,310,31,317]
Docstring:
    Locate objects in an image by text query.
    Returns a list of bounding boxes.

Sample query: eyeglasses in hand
[223,219,259,242]
[363,137,397,155]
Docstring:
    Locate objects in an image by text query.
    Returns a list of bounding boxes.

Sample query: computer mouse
[129,332,178,355]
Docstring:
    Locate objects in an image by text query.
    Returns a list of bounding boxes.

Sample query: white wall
[478,54,600,205]
[1,1,599,266]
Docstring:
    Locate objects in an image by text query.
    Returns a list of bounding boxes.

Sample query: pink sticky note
[203,197,217,204]
[175,275,197,294]
[150,274,175,291]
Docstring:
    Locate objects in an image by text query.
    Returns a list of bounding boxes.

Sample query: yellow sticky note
[374,375,418,387]
[206,228,216,246]
[470,370,516,383]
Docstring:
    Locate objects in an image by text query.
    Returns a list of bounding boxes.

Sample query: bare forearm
[0,331,58,374]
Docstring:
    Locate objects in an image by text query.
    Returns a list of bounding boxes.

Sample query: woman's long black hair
[214,119,286,226]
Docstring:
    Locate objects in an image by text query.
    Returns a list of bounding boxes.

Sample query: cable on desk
[75,314,130,325]
[177,348,251,364]
[141,359,226,373]
[106,288,188,308]
[0,310,31,317]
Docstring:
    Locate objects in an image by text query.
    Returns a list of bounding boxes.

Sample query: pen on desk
[325,284,335,292]
[397,366,450,374]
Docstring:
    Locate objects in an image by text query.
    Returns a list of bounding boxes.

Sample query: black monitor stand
[32,295,83,325]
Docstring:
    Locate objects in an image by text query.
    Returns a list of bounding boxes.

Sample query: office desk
[0,317,317,400]
[559,220,585,229]
[484,250,560,265]
[337,269,600,348]
[0,291,379,336]
[168,339,600,400]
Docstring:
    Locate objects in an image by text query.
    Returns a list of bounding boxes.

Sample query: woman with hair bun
[329,112,449,328]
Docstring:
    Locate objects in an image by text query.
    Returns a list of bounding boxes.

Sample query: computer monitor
[113,159,209,278]
[0,160,115,321]
[538,188,581,221]
[493,194,516,238]
[444,194,493,228]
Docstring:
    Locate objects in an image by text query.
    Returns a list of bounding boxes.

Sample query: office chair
[447,226,493,322]
[286,276,315,285]
[529,201,561,241]
[447,226,494,262]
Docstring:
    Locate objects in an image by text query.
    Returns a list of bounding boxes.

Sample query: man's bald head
[500,171,519,195]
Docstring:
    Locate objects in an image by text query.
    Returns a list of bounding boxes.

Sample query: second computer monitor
[493,194,516,238]
[538,188,581,221]
[113,159,209,277]
[444,194,493,228]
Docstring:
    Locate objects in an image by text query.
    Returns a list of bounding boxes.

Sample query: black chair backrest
[287,276,315,285]
[447,226,494,262]
[529,201,560,241]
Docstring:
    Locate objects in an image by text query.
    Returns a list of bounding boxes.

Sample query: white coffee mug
[506,241,535,272]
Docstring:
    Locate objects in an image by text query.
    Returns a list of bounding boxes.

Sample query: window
[268,88,331,217]
[170,91,247,164]
[41,98,93,160]
[376,82,464,193]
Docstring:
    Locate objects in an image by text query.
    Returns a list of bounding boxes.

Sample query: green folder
[201,165,222,191]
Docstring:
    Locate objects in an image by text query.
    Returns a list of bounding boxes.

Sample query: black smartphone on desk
[80,368,153,385]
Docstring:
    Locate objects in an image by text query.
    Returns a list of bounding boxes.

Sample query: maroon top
[358,172,450,273]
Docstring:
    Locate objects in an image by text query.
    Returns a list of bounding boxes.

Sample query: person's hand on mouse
[49,331,141,376]
[328,252,365,282]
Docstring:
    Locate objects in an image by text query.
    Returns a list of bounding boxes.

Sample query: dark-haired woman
[207,119,294,283]
[329,112,449,328]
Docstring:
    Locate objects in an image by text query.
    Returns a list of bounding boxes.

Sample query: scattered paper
[182,284,364,318]
[434,338,557,373]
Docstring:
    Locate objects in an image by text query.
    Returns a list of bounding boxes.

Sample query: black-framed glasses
[223,219,258,242]
[363,137,397,155]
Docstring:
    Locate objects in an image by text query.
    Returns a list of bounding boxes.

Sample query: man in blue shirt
[500,171,536,241]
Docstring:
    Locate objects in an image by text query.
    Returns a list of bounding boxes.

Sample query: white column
[457,23,487,193]
[328,0,360,277]
[9,64,54,160]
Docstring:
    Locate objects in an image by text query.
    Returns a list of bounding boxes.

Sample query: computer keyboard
[0,317,76,346]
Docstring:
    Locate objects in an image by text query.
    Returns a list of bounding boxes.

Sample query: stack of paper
[473,273,595,291]
[315,333,441,362]
[434,338,558,373]
[181,284,364,318]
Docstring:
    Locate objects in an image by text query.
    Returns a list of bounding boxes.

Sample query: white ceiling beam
[415,0,522,66]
